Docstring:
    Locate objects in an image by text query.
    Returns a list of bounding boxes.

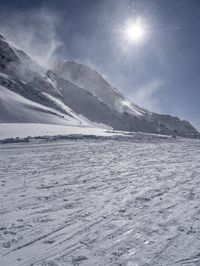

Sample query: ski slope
[1,137,200,266]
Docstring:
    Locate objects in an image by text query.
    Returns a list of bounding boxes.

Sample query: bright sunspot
[125,23,144,42]
[123,18,146,43]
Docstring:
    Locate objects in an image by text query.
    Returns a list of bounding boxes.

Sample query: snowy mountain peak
[53,60,125,109]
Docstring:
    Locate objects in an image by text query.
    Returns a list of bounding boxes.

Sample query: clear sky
[0,0,199,130]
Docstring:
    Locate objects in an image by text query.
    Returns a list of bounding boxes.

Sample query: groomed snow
[1,138,200,265]
[0,123,111,140]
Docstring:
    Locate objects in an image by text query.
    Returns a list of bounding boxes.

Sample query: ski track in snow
[1,139,200,266]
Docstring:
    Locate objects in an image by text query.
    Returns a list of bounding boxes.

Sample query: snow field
[0,138,200,265]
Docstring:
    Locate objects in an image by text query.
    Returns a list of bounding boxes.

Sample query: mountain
[0,34,198,137]
[53,60,197,136]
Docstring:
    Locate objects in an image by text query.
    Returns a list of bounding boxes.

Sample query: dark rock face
[0,37,19,71]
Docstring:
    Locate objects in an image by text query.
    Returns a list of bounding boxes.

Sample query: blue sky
[0,0,199,130]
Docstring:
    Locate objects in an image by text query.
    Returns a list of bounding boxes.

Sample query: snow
[0,85,85,125]
[52,60,198,136]
[1,34,200,266]
[121,100,144,116]
[0,123,112,140]
[1,138,200,265]
[53,60,125,111]
[0,34,198,136]
[42,92,88,125]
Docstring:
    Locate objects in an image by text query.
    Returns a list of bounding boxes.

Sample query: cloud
[130,79,163,112]
[0,7,63,68]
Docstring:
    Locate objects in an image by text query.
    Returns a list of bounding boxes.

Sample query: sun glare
[125,23,144,42]
[123,19,146,43]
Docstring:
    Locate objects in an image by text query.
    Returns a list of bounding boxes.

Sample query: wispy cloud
[0,8,63,68]
[130,79,163,112]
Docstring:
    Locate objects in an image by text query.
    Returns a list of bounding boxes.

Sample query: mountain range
[0,34,197,137]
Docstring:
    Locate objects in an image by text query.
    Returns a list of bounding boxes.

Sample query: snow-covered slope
[0,84,80,125]
[0,73,88,126]
[0,34,198,137]
[53,60,148,118]
[0,35,89,127]
[53,60,198,136]
[53,60,126,110]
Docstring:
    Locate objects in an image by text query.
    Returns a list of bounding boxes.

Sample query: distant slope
[53,60,146,116]
[53,60,198,136]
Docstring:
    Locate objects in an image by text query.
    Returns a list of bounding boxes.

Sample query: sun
[125,23,144,42]
[123,19,146,43]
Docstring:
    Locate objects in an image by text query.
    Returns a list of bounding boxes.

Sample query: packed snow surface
[1,137,200,266]
[0,123,111,140]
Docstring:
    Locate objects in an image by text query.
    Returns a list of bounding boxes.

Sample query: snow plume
[0,8,63,68]
[130,79,163,113]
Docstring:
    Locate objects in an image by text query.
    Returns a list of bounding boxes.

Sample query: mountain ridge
[0,34,198,137]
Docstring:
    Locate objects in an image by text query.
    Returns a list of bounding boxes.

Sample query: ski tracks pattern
[1,139,200,266]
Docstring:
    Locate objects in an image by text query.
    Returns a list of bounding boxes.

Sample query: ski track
[1,139,200,266]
